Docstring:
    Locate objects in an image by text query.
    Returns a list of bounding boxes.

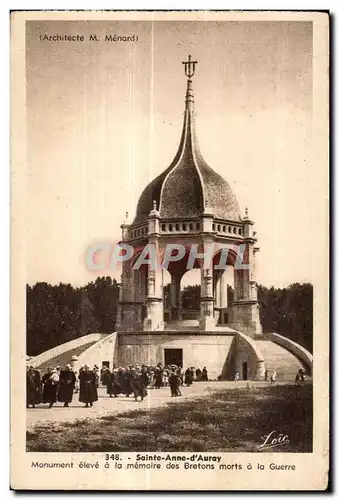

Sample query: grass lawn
[27,383,312,453]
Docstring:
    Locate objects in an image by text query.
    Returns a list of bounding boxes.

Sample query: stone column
[143,204,164,331]
[143,268,163,331]
[230,236,262,337]
[116,258,137,332]
[200,268,215,330]
[218,270,229,324]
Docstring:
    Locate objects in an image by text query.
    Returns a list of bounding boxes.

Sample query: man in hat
[58,365,76,407]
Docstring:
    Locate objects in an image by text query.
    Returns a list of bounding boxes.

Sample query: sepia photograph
[11,10,329,491]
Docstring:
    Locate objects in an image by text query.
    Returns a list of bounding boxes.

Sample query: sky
[26,20,317,288]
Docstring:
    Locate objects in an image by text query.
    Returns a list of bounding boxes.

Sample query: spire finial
[245,207,248,218]
[153,200,157,211]
[182,54,197,79]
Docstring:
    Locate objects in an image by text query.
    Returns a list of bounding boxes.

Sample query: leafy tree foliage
[257,283,313,353]
[178,282,313,352]
[180,285,200,310]
[26,277,119,356]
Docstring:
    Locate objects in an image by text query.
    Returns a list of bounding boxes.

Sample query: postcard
[11,10,329,490]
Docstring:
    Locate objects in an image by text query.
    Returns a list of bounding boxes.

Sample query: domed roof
[133,78,241,224]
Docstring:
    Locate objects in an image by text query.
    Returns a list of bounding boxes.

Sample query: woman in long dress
[169,369,182,397]
[26,366,41,408]
[42,368,59,408]
[154,367,163,389]
[79,365,98,408]
[184,367,194,386]
[58,365,76,407]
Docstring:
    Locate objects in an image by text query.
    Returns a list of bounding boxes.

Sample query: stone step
[255,340,308,382]
[36,341,98,371]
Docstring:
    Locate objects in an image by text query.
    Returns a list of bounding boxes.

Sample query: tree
[26,277,120,356]
[180,285,200,310]
[257,283,313,353]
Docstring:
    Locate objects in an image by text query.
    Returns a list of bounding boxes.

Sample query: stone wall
[234,332,265,380]
[116,332,235,380]
[78,333,118,370]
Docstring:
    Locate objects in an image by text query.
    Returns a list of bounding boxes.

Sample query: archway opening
[164,246,200,324]
[213,250,235,325]
[180,269,201,322]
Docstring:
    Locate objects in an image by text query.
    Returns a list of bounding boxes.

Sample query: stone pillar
[213,270,226,324]
[201,202,214,233]
[143,266,164,331]
[116,258,137,332]
[219,270,229,325]
[229,237,262,337]
[214,272,221,309]
[220,271,228,308]
[256,359,265,380]
[143,204,164,331]
[200,268,215,330]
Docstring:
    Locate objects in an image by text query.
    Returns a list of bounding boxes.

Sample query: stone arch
[163,246,200,323]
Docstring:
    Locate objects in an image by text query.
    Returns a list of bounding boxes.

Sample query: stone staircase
[36,341,98,371]
[255,338,309,382]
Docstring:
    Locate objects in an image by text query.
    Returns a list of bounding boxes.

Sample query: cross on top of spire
[182,54,197,79]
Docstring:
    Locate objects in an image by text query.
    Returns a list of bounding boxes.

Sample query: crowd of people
[26,363,209,409]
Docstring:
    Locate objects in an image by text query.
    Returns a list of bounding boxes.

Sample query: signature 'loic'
[258,431,290,451]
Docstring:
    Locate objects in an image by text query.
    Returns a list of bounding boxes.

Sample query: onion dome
[133,57,241,224]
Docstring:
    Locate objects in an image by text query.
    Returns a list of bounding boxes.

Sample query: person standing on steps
[270,369,277,383]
